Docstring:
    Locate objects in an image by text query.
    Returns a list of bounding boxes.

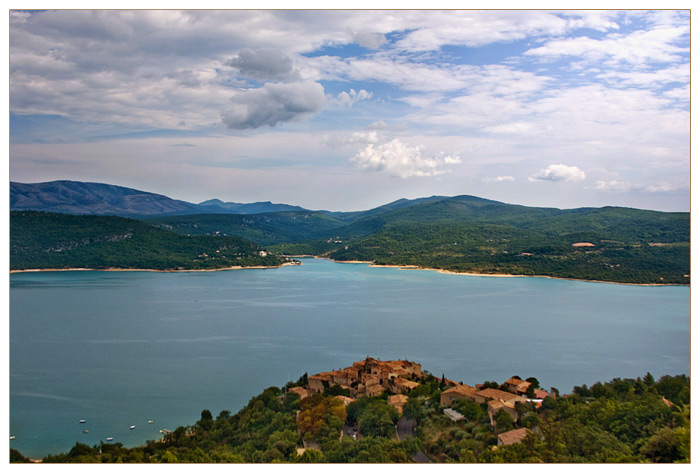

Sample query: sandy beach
[301,256,685,287]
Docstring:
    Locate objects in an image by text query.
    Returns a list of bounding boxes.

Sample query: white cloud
[222,81,326,129]
[351,139,461,178]
[484,175,516,183]
[350,30,387,49]
[334,89,373,107]
[482,122,537,135]
[524,22,689,66]
[594,179,687,194]
[529,164,586,183]
[322,131,379,147]
[594,180,632,191]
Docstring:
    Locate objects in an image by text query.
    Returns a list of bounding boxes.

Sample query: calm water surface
[10,258,690,457]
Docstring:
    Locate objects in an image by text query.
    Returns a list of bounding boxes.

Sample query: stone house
[440,384,478,407]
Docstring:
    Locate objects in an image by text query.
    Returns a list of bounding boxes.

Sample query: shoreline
[10,257,687,287]
[9,261,300,274]
[300,256,688,287]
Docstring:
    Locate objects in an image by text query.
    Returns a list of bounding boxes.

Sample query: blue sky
[8,7,691,211]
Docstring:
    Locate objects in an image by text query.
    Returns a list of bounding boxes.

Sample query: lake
[9,257,690,458]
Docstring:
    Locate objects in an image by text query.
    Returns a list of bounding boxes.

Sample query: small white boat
[129,425,135,430]
[79,419,86,424]
[147,420,154,424]
[106,437,113,441]
[10,436,15,440]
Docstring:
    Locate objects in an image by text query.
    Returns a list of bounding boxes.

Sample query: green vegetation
[23,193,689,283]
[17,371,689,463]
[146,211,347,247]
[10,211,290,271]
[146,196,689,284]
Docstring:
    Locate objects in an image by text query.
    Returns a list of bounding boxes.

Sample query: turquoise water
[10,258,690,458]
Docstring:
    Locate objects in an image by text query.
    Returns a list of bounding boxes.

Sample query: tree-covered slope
[14,369,690,463]
[146,211,347,246]
[269,196,689,284]
[10,211,290,271]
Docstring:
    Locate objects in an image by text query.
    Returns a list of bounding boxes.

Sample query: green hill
[268,197,690,284]
[24,191,689,284]
[10,211,290,271]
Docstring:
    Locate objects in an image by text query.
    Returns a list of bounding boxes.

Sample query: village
[287,357,554,449]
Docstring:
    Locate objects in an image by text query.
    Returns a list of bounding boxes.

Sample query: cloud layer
[8,10,690,212]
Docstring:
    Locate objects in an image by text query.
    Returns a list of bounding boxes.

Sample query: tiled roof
[477,388,522,403]
[498,427,530,446]
[443,384,478,397]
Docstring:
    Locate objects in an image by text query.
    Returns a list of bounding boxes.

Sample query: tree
[526,385,536,399]
[494,410,515,433]
[358,403,400,438]
[525,377,540,389]
[640,428,684,463]
[402,397,426,421]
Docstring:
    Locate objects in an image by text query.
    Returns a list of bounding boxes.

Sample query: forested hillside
[12,370,689,463]
[11,189,690,283]
[10,211,290,271]
[275,197,690,284]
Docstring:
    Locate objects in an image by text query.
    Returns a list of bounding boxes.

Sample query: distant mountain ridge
[10,181,201,216]
[199,198,308,214]
[10,180,313,216]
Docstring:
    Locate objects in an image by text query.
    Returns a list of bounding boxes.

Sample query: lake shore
[300,256,687,287]
[9,261,300,274]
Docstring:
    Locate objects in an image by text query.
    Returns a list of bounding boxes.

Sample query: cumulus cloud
[351,138,461,178]
[529,164,586,182]
[227,48,300,82]
[222,81,325,129]
[335,89,373,107]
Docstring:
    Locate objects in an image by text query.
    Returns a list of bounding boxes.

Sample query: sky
[7,6,692,212]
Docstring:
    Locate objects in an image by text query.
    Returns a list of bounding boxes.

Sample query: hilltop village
[16,356,689,463]
[287,357,553,448]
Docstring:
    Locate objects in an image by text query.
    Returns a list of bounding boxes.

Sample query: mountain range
[10,180,315,216]
[9,180,690,284]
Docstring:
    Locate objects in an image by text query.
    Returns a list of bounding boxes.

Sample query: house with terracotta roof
[487,399,518,427]
[440,384,478,407]
[308,372,334,394]
[388,394,409,414]
[288,386,310,400]
[473,388,524,405]
[390,377,420,394]
[504,377,531,396]
[497,427,530,446]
